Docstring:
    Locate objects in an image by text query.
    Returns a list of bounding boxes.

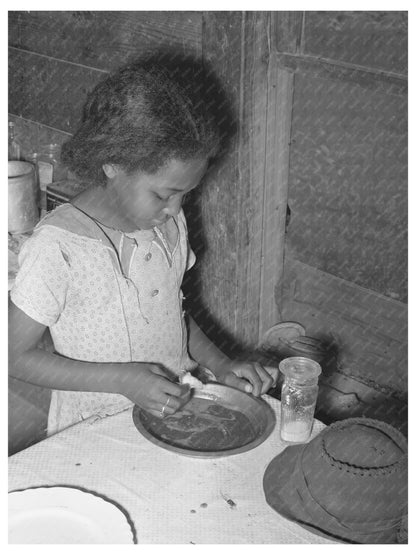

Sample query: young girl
[9,57,278,436]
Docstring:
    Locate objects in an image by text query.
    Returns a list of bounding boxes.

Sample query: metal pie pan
[132,383,276,458]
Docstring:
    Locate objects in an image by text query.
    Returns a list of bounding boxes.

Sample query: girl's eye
[155,192,179,202]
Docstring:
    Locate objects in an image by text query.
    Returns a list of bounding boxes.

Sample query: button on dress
[10,204,197,435]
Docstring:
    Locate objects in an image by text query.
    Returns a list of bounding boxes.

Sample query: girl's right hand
[121,363,191,419]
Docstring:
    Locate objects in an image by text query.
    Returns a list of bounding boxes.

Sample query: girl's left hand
[216,361,279,397]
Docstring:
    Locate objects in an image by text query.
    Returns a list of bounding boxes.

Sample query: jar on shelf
[25,152,41,209]
[279,357,322,443]
[37,144,64,191]
[8,121,21,161]
[33,144,65,216]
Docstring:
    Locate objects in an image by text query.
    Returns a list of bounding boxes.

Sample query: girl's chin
[151,217,169,227]
[126,216,169,230]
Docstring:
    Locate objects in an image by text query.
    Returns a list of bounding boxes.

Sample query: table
[8,396,335,544]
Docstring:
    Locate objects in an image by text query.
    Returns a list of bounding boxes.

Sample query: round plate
[133,383,276,458]
[8,487,135,544]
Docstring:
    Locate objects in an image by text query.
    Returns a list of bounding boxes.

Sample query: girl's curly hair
[61,55,223,184]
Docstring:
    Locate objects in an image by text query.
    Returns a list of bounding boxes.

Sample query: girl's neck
[72,185,139,233]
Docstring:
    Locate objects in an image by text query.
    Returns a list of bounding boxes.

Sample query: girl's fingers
[265,366,279,388]
[148,393,184,419]
[253,363,275,394]
[164,381,191,402]
[243,365,269,396]
[223,373,253,394]
[147,407,170,419]
[226,363,277,396]
[226,368,262,396]
[150,370,191,399]
[246,370,263,397]
[160,386,191,414]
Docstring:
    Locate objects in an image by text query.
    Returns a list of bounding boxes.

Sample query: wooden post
[198,11,294,350]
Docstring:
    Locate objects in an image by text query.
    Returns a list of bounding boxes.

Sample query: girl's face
[103,157,208,231]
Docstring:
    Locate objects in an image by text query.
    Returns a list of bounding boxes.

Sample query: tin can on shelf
[8,161,39,234]
[46,180,89,211]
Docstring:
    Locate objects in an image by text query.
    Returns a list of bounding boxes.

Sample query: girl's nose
[163,196,182,217]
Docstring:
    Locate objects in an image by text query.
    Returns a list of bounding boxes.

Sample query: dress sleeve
[10,230,71,327]
[186,244,196,271]
[177,210,196,271]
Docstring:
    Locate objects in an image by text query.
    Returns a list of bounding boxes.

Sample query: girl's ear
[102,163,119,178]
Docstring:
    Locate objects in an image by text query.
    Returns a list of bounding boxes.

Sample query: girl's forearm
[187,316,231,378]
[9,347,140,396]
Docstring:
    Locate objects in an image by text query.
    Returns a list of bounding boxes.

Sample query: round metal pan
[132,383,276,458]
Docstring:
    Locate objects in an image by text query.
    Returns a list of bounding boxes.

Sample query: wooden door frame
[201,11,294,348]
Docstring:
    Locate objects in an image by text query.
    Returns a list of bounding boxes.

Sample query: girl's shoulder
[16,205,102,265]
[34,204,111,244]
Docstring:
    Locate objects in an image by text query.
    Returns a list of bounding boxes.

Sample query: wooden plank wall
[8,11,202,154]
[272,12,408,398]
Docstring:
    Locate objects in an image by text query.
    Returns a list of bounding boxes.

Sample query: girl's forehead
[152,158,208,187]
[162,157,208,175]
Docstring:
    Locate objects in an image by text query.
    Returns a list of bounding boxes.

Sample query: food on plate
[140,397,256,450]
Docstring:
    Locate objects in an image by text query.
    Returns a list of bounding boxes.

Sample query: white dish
[9,486,135,544]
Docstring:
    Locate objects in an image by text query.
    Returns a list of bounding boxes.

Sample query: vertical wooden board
[196,12,292,350]
[274,11,303,54]
[234,12,274,346]
[303,11,408,74]
[189,12,243,351]
[260,63,294,334]
[9,49,104,132]
[8,11,202,70]
[286,71,407,302]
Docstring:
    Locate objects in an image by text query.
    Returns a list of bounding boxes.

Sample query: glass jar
[8,121,21,160]
[34,144,65,216]
[37,144,62,191]
[25,152,41,210]
[279,357,321,443]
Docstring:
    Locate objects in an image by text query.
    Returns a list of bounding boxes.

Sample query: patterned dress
[10,203,198,435]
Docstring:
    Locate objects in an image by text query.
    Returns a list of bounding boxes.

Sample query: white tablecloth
[8,395,335,544]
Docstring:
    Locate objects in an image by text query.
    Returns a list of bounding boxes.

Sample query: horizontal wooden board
[276,52,407,97]
[303,11,407,75]
[9,49,104,133]
[286,71,407,302]
[315,374,407,436]
[8,11,202,70]
[281,258,407,393]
